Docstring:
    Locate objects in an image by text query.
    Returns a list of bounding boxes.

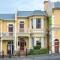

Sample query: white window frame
[18,19,25,32]
[36,18,41,29]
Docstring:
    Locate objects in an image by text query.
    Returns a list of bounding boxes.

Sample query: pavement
[0,54,60,60]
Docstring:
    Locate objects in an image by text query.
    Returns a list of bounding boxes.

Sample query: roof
[54,2,60,9]
[17,10,46,17]
[17,11,33,17]
[0,14,15,20]
[32,10,46,16]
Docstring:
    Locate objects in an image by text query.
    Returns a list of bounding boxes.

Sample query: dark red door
[20,41,25,50]
[54,39,59,53]
[20,39,26,51]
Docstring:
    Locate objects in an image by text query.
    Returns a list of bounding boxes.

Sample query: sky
[0,0,59,13]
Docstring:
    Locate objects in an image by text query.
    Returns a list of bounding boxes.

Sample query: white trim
[41,18,44,29]
[34,37,36,46]
[29,37,32,49]
[1,22,2,55]
[41,38,44,48]
[33,18,36,29]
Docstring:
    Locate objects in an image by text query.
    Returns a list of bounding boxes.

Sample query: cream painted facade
[0,14,48,56]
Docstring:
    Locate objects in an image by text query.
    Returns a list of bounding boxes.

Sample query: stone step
[20,51,26,56]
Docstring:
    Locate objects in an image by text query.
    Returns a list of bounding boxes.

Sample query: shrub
[33,45,41,50]
[39,48,48,54]
[29,48,48,55]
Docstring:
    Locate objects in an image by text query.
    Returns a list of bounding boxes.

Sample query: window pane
[20,21,24,28]
[36,41,41,46]
[9,27,13,32]
[36,18,41,28]
[20,24,24,28]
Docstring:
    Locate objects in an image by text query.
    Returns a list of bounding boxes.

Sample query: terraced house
[0,0,60,56]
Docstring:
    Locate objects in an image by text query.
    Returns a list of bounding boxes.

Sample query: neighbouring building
[0,0,60,56]
[44,0,60,53]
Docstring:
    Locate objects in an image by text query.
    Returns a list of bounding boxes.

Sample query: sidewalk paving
[0,54,60,60]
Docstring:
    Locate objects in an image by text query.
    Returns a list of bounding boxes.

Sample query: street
[0,54,60,60]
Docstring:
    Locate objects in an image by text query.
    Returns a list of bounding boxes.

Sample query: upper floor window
[36,18,41,28]
[20,21,24,28]
[19,21,24,32]
[8,24,13,32]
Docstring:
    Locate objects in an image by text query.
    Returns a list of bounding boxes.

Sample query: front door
[54,39,59,53]
[20,38,26,51]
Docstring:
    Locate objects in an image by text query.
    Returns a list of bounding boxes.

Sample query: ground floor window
[35,37,46,48]
[36,41,41,46]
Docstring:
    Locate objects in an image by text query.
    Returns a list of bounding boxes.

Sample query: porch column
[34,37,36,46]
[41,38,45,48]
[29,37,32,49]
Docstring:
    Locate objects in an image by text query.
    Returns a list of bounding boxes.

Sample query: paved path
[0,54,60,60]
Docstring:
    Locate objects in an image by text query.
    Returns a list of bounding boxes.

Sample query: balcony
[17,28,30,37]
[17,32,30,37]
[2,32,14,40]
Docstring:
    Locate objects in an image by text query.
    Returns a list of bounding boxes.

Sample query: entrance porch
[16,37,32,55]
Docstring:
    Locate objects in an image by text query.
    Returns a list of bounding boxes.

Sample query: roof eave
[17,15,46,18]
[53,8,60,10]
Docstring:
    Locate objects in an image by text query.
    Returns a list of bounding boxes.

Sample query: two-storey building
[0,10,49,56]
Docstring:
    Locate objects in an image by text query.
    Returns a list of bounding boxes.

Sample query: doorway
[20,38,26,51]
[54,39,59,53]
[7,41,14,55]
